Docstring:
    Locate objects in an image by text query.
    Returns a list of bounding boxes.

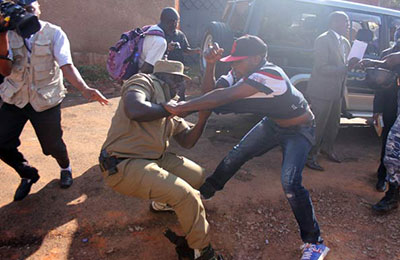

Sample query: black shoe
[372,184,399,213]
[196,245,224,260]
[321,150,342,163]
[14,175,40,201]
[60,170,73,189]
[306,159,324,171]
[199,181,216,200]
[376,179,387,192]
[164,229,223,260]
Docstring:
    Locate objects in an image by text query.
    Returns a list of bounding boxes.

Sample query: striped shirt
[215,61,309,119]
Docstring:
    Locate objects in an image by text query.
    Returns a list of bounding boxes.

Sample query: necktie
[339,37,346,60]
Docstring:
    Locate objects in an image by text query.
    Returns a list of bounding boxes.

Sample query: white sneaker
[150,201,174,212]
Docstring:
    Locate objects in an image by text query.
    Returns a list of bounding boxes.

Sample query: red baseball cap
[220,35,268,63]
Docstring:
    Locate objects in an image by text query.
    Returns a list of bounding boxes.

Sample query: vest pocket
[34,62,54,82]
[0,79,24,101]
[33,40,52,56]
[36,83,64,101]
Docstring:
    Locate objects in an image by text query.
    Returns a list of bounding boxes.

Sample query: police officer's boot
[194,245,224,260]
[164,229,223,260]
[372,183,400,213]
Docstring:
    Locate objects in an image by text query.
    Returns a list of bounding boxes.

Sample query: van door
[345,12,382,116]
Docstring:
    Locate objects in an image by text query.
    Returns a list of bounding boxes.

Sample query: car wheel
[200,22,234,78]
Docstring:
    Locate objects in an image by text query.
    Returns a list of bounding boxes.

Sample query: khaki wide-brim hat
[153,60,191,80]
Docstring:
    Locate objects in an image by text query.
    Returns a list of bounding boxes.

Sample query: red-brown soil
[0,84,399,260]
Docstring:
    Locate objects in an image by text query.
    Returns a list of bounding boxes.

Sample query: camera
[0,0,40,38]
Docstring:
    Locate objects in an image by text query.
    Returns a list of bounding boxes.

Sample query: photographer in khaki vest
[0,0,108,201]
[100,60,222,260]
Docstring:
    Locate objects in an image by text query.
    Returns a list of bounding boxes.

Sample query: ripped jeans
[205,117,322,243]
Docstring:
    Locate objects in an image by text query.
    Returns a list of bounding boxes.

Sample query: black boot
[164,229,223,260]
[372,183,400,213]
[199,181,217,200]
[376,178,387,192]
[195,245,224,260]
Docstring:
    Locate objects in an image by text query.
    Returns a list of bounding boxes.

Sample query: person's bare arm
[61,64,108,105]
[359,52,400,69]
[173,112,209,149]
[202,43,224,93]
[183,47,201,55]
[164,81,259,115]
[123,91,169,121]
[381,52,400,69]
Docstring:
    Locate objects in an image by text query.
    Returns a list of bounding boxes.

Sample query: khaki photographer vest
[0,22,65,112]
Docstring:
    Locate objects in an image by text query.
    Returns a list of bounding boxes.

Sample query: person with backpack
[165,8,201,101]
[0,0,108,201]
[164,35,330,260]
[99,60,223,260]
[107,7,182,82]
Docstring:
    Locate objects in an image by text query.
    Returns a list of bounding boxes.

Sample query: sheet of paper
[347,40,368,61]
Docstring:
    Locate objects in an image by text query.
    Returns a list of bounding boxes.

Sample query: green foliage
[77,65,109,82]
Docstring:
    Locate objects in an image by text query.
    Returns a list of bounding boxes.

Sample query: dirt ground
[0,84,399,260]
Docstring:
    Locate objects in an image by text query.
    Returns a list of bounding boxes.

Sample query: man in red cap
[164,35,330,259]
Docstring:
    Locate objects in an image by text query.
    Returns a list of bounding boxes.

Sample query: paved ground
[0,96,399,260]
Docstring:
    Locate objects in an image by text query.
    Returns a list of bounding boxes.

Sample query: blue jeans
[204,117,322,243]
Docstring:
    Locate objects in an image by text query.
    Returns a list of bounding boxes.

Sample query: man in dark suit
[306,11,352,171]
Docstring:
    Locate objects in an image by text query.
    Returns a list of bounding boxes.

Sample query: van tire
[200,22,234,78]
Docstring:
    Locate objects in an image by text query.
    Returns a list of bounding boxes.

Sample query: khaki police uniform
[101,73,210,250]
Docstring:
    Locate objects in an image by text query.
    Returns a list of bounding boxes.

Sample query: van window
[347,12,381,58]
[257,2,321,49]
[389,17,400,47]
[227,1,251,33]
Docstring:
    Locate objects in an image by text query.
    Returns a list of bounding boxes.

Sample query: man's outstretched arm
[164,82,259,115]
[61,64,108,105]
[173,110,210,149]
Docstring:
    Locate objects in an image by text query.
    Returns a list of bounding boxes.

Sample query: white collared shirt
[8,20,73,67]
[330,29,346,60]
[330,29,341,43]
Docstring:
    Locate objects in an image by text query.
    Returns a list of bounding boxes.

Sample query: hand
[168,42,181,52]
[373,113,382,127]
[358,58,380,69]
[81,87,109,105]
[163,100,183,115]
[348,57,360,70]
[203,42,224,65]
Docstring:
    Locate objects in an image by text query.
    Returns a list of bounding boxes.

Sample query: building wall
[38,0,175,64]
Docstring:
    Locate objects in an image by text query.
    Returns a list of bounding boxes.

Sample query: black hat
[220,35,267,62]
[17,0,37,6]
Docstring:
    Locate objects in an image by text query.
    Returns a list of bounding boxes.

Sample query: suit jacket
[306,30,351,101]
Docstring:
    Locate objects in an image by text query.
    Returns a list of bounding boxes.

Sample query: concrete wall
[38,0,175,64]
